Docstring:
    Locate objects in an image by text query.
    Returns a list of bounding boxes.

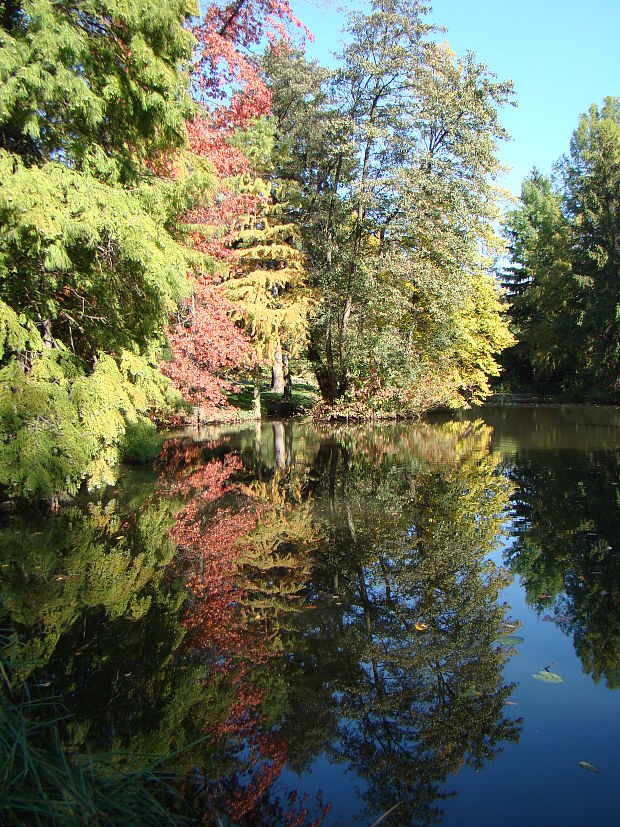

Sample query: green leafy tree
[0,0,210,500]
[503,98,620,399]
[501,169,575,387]
[281,0,514,412]
[560,98,620,395]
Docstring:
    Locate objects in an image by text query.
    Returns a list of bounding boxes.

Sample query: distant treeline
[501,97,620,400]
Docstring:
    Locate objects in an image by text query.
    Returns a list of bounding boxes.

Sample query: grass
[226,374,319,417]
[0,632,195,826]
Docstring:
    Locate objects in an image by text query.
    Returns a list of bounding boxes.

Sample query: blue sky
[290,0,620,199]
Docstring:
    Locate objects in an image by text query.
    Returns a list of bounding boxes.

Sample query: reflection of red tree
[162,441,328,824]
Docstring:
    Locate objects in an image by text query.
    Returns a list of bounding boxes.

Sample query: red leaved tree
[162,1,311,420]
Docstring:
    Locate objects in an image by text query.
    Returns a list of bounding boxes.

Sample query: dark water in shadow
[1,406,618,825]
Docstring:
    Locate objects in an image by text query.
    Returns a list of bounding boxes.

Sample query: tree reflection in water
[0,419,522,825]
[506,449,620,689]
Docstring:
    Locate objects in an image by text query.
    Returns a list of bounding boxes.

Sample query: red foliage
[161,270,255,413]
[164,2,311,415]
[193,0,312,130]
[159,440,328,825]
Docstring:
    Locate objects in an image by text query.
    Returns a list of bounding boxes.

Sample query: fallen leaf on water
[578,761,601,773]
[496,634,524,645]
[415,621,429,632]
[461,688,480,698]
[532,669,563,684]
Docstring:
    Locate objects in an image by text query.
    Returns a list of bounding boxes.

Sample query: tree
[503,98,620,399]
[292,0,514,411]
[560,98,620,395]
[501,170,576,388]
[161,2,312,420]
[224,118,313,403]
[0,0,209,500]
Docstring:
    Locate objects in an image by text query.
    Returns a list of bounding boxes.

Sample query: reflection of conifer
[237,474,323,650]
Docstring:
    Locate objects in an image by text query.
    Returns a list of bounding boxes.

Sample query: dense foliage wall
[1,0,517,502]
[502,97,620,399]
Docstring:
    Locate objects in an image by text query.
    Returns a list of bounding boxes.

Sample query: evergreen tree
[225,118,313,406]
[0,0,211,500]
[503,98,620,399]
[501,170,575,387]
[560,98,620,395]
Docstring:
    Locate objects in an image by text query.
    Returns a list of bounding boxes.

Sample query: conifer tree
[0,1,205,500]
[502,98,619,398]
[224,118,313,406]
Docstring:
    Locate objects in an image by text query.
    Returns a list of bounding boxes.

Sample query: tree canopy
[1,0,516,502]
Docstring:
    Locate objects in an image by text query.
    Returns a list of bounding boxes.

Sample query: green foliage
[503,98,620,398]
[0,0,197,180]
[226,119,313,375]
[506,444,620,689]
[0,632,194,826]
[0,0,216,501]
[121,419,166,463]
[265,2,514,412]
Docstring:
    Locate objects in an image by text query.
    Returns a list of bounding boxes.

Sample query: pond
[1,405,619,825]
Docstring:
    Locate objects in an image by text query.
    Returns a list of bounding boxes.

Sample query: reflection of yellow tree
[0,496,179,675]
[280,420,521,825]
[236,472,325,652]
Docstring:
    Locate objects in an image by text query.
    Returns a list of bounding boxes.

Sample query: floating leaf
[578,761,601,773]
[496,634,524,645]
[532,669,563,684]
[460,688,480,699]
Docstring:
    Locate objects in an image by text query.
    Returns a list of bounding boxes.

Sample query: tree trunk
[252,364,261,420]
[271,340,284,394]
[282,352,292,401]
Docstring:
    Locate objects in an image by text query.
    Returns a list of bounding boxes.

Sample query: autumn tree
[161,2,312,420]
[268,0,514,412]
[223,118,313,408]
[0,0,206,500]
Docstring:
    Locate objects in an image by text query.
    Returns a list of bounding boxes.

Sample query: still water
[1,405,619,825]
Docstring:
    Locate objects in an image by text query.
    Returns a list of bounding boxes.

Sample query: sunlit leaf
[496,634,524,645]
[531,670,563,684]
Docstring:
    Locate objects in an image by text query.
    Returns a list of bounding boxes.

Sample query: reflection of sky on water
[3,407,619,826]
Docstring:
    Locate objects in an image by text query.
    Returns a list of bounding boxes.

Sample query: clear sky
[290,0,620,199]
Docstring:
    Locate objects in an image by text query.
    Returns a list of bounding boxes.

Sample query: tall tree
[503,98,620,399]
[0,0,202,500]
[225,118,312,402]
[501,170,575,387]
[298,0,514,410]
[560,98,620,395]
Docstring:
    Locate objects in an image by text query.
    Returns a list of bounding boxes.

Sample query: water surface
[1,406,618,825]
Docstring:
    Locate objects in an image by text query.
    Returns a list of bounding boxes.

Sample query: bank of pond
[1,405,619,825]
